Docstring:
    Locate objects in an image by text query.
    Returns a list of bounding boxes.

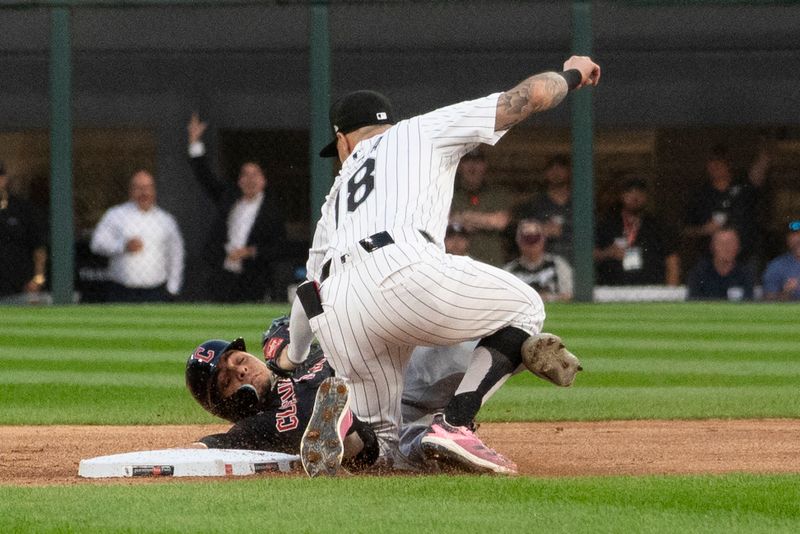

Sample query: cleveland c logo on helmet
[192,346,216,363]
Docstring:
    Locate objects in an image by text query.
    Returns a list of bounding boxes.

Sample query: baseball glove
[521,333,582,387]
[262,315,290,361]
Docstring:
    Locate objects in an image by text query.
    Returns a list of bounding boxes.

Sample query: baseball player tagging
[281,56,598,472]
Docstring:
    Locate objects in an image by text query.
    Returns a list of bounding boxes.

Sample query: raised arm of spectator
[186,112,229,202]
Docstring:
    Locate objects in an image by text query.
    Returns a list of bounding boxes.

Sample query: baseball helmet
[185,338,261,422]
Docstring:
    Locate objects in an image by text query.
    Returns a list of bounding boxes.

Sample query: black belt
[359,230,396,253]
[319,230,434,283]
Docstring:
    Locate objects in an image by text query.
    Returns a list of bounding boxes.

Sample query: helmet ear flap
[214,384,261,422]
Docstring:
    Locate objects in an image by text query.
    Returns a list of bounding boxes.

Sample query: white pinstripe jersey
[306,93,507,281]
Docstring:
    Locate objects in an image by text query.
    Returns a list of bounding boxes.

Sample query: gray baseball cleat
[300,377,353,477]
[521,333,582,387]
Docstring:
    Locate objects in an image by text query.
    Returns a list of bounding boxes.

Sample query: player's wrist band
[560,69,582,91]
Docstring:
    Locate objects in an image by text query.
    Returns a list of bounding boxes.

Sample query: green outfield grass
[1,474,798,533]
[1,302,798,533]
[0,302,798,424]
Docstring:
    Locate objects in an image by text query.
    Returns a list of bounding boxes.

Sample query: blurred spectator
[187,113,288,302]
[503,218,573,302]
[594,177,680,286]
[761,221,800,301]
[514,155,573,261]
[0,161,47,303]
[687,227,754,301]
[91,170,184,302]
[444,222,470,256]
[684,144,771,262]
[449,148,512,266]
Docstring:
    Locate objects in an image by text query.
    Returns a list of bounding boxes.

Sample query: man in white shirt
[91,170,184,302]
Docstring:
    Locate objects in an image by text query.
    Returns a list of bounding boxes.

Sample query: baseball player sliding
[183,317,554,475]
[270,56,598,475]
[185,318,379,476]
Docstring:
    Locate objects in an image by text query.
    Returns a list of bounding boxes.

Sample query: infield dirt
[2,420,799,485]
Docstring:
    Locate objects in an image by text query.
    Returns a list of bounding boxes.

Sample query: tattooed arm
[495,73,568,131]
[496,55,600,131]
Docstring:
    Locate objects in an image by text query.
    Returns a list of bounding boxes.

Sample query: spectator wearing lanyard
[594,177,680,286]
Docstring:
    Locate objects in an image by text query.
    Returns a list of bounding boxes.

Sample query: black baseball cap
[319,90,395,158]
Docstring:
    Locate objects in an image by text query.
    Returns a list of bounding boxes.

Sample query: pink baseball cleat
[420,413,517,475]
